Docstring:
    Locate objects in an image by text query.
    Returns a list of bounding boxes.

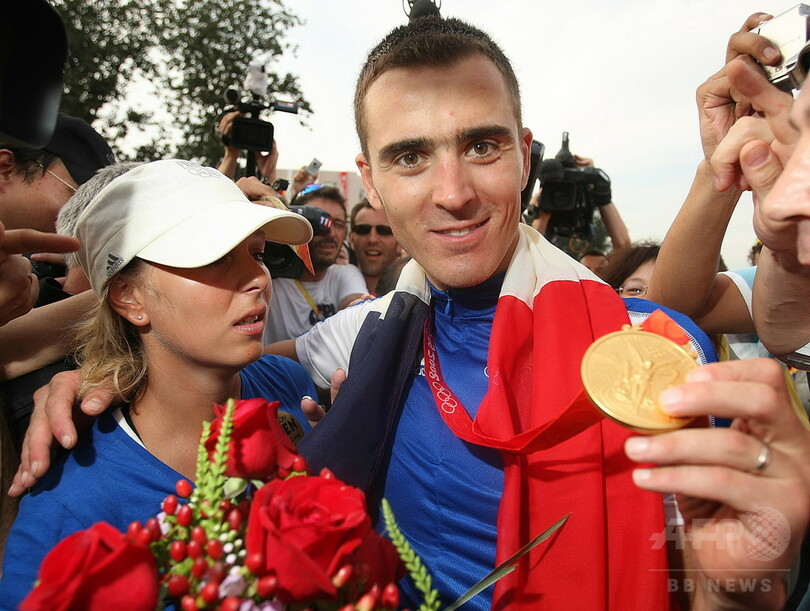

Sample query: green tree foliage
[51,0,309,165]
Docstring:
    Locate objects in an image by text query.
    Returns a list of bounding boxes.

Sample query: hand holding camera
[537,132,611,241]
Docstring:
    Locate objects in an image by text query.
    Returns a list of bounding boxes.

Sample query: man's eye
[252,251,266,264]
[471,142,495,156]
[396,152,421,168]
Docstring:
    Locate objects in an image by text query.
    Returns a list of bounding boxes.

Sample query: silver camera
[755,4,810,91]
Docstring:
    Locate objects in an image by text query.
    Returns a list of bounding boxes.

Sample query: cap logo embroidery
[174,160,220,178]
[106,252,125,277]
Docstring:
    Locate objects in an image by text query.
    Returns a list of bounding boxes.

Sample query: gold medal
[581,325,697,434]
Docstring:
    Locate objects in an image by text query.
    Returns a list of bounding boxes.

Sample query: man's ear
[520,127,533,189]
[0,150,16,186]
[356,153,384,211]
[108,275,150,326]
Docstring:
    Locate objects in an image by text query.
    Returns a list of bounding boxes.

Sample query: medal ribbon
[423,314,603,454]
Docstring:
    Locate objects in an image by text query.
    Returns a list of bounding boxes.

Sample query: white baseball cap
[75,159,313,294]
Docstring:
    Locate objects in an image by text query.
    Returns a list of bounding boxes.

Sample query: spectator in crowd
[0,163,138,453]
[0,113,115,326]
[602,242,660,298]
[529,154,632,254]
[348,199,402,295]
[14,13,810,611]
[263,185,367,343]
[216,111,282,187]
[0,159,316,608]
[0,113,114,233]
[578,249,608,275]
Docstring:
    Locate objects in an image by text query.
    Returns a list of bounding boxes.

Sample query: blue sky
[268,1,790,268]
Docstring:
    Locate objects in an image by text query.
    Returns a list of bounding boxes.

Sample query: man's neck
[364,274,379,294]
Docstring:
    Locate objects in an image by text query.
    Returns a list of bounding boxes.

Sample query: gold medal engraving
[581,326,696,434]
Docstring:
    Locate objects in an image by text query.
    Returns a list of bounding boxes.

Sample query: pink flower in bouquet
[205,398,299,480]
[20,522,158,611]
[245,471,401,604]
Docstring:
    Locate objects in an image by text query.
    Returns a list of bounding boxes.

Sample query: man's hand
[9,370,116,496]
[300,368,346,428]
[625,359,810,609]
[0,224,79,327]
[292,166,316,196]
[255,140,279,183]
[697,12,781,161]
[710,58,796,194]
[234,176,283,204]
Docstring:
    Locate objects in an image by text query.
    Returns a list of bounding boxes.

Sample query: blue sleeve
[240,355,317,434]
[0,491,84,610]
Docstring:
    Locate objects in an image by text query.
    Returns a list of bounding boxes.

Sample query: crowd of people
[0,5,809,611]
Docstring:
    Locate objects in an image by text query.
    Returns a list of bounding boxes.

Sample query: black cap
[45,114,116,185]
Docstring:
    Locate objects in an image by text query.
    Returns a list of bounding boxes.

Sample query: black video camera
[263,205,332,279]
[220,88,298,152]
[537,132,611,240]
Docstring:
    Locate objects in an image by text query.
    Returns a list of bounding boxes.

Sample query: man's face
[349,207,401,279]
[356,54,531,290]
[580,254,607,275]
[0,156,77,231]
[307,197,347,270]
[759,82,810,265]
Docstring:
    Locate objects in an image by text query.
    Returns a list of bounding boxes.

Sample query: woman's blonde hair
[73,259,151,403]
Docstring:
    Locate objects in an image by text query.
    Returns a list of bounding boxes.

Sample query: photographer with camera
[529,144,630,256]
[217,111,279,184]
[263,185,368,344]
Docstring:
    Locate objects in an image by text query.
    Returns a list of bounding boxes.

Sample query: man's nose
[432,156,475,210]
[763,150,810,222]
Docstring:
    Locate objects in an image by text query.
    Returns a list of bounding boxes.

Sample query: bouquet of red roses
[21,399,403,611]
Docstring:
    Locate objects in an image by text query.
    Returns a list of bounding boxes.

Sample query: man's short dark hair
[292,185,347,220]
[354,16,521,155]
[580,250,606,260]
[349,198,374,229]
[0,113,114,185]
[0,146,59,183]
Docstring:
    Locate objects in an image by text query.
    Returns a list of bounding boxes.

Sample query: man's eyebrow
[377,137,434,162]
[455,125,513,144]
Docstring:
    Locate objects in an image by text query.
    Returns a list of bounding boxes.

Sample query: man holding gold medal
[15,11,810,611]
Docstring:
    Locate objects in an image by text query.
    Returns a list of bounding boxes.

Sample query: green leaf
[222,476,249,499]
[381,499,441,611]
[444,513,571,611]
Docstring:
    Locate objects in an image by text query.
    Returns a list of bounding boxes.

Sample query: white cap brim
[138,199,312,268]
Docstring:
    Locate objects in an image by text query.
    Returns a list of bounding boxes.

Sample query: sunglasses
[352,224,393,236]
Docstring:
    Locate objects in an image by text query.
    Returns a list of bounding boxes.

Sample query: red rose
[20,522,158,611]
[246,474,376,603]
[350,528,404,592]
[205,398,300,481]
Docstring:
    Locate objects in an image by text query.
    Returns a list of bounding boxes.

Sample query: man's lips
[434,219,487,236]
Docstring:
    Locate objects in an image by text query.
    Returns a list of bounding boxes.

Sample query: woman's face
[133,231,270,372]
[619,258,656,299]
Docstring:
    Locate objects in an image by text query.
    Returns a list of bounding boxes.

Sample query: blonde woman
[0,160,313,607]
